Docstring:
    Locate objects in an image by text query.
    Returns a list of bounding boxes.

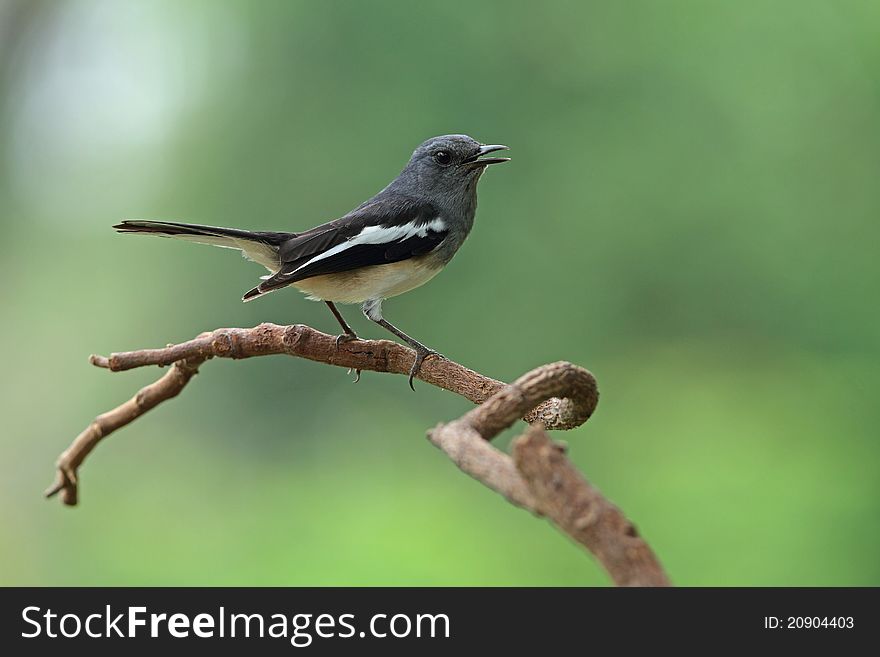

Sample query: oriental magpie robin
[114,135,509,388]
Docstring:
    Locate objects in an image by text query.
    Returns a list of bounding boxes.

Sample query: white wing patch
[282,217,446,276]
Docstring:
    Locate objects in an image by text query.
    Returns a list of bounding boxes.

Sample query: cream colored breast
[291,256,443,304]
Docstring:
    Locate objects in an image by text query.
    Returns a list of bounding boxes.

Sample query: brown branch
[88,323,590,430]
[44,358,204,506]
[47,322,670,586]
[428,362,669,586]
[513,427,671,586]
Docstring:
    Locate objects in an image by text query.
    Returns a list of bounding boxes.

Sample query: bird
[113,134,509,388]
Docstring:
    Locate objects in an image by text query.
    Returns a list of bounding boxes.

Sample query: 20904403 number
[764,617,855,629]
[787,617,854,629]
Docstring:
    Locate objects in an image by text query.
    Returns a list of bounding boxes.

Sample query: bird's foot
[335,332,358,348]
[335,333,362,382]
[408,346,443,391]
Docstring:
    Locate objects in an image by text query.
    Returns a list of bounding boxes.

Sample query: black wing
[243,194,447,300]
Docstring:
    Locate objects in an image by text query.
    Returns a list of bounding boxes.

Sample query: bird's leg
[376,319,442,390]
[362,299,442,390]
[325,301,359,344]
[324,301,361,382]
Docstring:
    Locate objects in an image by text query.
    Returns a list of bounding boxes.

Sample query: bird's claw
[336,334,361,382]
[408,347,442,391]
[335,333,358,348]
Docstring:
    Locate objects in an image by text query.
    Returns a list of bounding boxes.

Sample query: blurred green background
[1,0,878,586]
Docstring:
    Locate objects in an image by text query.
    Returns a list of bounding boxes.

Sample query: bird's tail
[113,220,293,272]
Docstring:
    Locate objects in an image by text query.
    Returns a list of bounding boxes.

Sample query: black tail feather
[242,286,264,302]
[113,220,293,245]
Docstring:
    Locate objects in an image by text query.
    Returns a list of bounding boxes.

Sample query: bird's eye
[434,150,452,165]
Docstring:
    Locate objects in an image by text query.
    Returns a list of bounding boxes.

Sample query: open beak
[463,144,510,167]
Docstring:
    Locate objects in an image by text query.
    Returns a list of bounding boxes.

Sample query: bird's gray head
[390,134,509,202]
